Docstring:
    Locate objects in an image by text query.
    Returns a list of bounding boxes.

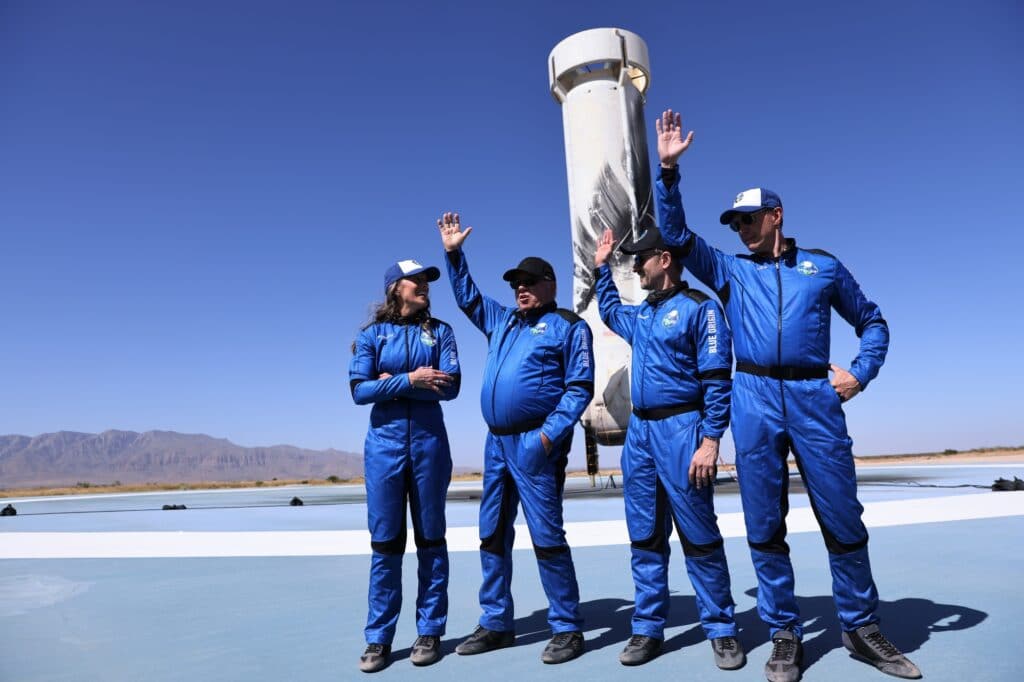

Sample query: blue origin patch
[661,309,680,329]
[706,307,719,354]
[420,330,436,347]
[531,322,548,335]
[576,325,590,368]
[797,260,819,276]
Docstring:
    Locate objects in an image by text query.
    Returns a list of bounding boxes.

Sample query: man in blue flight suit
[593,225,745,670]
[349,260,461,672]
[653,109,921,682]
[437,211,594,665]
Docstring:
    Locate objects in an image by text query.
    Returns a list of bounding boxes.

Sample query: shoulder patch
[682,288,710,304]
[804,247,836,259]
[554,308,583,325]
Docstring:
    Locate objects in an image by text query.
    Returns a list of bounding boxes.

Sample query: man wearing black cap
[653,110,918,682]
[437,212,594,664]
[593,226,744,670]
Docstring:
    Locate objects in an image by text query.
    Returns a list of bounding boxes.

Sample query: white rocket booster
[548,28,656,447]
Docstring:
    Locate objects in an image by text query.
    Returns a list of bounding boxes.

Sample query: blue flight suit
[349,317,460,645]
[657,167,890,638]
[445,249,594,635]
[595,264,738,641]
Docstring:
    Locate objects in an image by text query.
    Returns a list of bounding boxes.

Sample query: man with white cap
[653,109,919,682]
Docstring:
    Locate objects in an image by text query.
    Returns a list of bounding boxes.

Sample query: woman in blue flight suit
[349,259,461,673]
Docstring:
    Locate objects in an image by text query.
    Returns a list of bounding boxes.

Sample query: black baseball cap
[502,256,556,283]
[619,226,685,256]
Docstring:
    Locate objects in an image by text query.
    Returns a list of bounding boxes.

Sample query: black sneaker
[764,629,802,682]
[454,625,515,655]
[541,630,584,664]
[711,635,747,670]
[358,643,391,673]
[410,635,441,666]
[618,634,662,666]
[842,624,922,679]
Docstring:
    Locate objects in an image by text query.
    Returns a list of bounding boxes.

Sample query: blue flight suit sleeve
[594,264,637,343]
[693,299,733,439]
[657,167,732,293]
[542,319,595,448]
[831,259,889,389]
[348,326,416,404]
[445,249,509,336]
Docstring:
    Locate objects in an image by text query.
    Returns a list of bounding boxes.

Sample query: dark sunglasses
[510,277,539,289]
[633,249,664,266]
[729,209,768,232]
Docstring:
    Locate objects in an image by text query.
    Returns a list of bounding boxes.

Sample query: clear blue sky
[2,0,1021,467]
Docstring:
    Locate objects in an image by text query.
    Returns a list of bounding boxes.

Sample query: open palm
[656,109,694,165]
[437,211,472,252]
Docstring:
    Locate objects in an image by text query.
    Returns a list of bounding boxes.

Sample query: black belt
[736,362,828,380]
[632,402,702,420]
[489,417,546,437]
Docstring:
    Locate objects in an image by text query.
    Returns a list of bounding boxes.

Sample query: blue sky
[2,0,1021,468]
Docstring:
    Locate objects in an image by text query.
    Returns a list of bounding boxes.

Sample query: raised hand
[655,109,694,167]
[437,211,473,253]
[595,228,615,267]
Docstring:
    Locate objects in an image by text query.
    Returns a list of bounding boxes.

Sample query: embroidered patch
[662,309,680,328]
[531,322,548,335]
[420,330,436,346]
[797,260,819,276]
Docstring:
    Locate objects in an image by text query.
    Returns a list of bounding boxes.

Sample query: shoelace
[627,635,649,648]
[414,636,436,650]
[364,643,385,655]
[770,637,797,662]
[864,630,901,658]
[551,632,576,646]
[717,637,736,651]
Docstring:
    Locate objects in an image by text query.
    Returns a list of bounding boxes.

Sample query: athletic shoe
[454,626,514,655]
[618,634,662,666]
[764,629,802,682]
[711,635,746,670]
[410,635,441,666]
[842,624,922,679]
[358,643,391,673]
[541,630,584,664]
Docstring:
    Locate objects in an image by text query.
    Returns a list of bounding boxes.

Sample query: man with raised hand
[593,225,745,671]
[653,110,918,682]
[438,211,594,665]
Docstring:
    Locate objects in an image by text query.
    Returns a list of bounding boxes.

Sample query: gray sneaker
[455,625,515,655]
[358,643,391,673]
[410,635,441,666]
[618,634,662,666]
[541,630,584,664]
[764,630,802,682]
[842,624,922,679]
[711,636,746,670]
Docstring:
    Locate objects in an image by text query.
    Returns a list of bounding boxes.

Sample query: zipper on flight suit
[775,260,788,419]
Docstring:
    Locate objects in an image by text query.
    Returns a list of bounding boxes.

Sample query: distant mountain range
[0,430,364,488]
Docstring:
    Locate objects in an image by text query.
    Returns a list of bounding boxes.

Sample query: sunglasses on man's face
[729,209,768,232]
[633,250,664,267]
[510,277,539,289]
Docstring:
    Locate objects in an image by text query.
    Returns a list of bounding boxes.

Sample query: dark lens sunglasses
[633,250,663,266]
[729,209,767,232]
[510,277,539,289]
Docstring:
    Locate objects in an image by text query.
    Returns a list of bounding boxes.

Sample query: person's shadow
[500,588,987,671]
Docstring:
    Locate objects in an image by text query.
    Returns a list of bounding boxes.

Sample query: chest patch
[420,329,436,347]
[661,309,680,329]
[797,260,819,276]
[531,322,548,335]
